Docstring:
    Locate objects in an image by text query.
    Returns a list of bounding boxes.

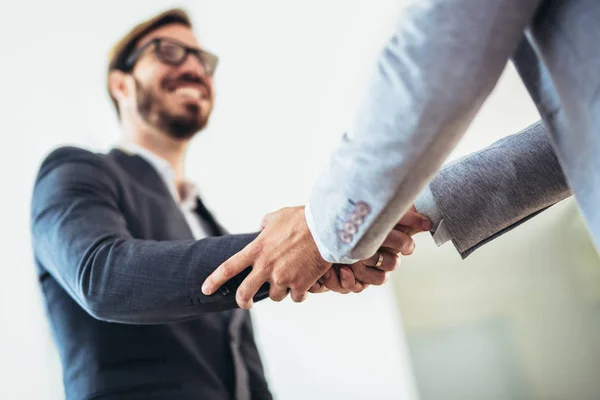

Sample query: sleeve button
[339,231,353,243]
[354,202,371,217]
[343,222,358,235]
[349,213,365,226]
[219,286,231,296]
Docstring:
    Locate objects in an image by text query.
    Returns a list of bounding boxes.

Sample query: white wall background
[0,1,418,399]
[1,1,574,399]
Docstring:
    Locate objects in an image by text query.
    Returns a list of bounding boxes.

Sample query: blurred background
[1,1,600,399]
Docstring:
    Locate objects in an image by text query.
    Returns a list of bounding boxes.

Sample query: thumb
[397,210,431,232]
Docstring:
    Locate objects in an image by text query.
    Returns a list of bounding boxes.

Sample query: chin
[166,104,199,121]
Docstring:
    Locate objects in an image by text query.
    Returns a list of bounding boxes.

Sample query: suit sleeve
[305,0,543,263]
[30,148,268,325]
[419,120,571,258]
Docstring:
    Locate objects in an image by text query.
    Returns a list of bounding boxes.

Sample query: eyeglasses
[125,37,219,76]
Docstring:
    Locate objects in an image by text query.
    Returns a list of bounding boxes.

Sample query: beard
[134,77,210,140]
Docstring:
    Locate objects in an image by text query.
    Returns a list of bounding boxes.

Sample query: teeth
[175,87,201,99]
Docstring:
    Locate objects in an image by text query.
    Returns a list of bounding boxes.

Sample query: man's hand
[202,206,329,309]
[315,250,398,294]
[318,205,430,294]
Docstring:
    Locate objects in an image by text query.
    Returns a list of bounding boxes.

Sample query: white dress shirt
[117,142,209,240]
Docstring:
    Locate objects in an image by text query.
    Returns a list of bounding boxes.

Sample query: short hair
[106,8,192,117]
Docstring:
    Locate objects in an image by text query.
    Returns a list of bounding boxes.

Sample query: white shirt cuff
[413,185,453,246]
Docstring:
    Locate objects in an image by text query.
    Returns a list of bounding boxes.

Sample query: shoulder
[39,145,106,168]
[34,146,119,191]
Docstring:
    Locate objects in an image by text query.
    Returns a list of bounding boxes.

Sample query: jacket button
[343,222,358,235]
[339,231,353,243]
[349,213,364,226]
[219,286,231,296]
[354,202,371,217]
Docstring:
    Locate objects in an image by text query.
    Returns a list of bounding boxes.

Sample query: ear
[108,70,132,103]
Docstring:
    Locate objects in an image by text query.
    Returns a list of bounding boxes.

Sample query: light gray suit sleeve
[305,0,543,263]
[416,120,571,258]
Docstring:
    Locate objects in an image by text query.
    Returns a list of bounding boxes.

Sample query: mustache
[162,72,211,94]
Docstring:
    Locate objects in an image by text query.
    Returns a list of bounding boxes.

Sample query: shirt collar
[116,141,200,207]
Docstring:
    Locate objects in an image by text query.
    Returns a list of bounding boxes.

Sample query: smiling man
[29,8,424,400]
[30,9,275,400]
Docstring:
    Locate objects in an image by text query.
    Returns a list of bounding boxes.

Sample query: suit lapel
[110,148,226,236]
[108,148,175,201]
[108,148,196,239]
[194,197,226,237]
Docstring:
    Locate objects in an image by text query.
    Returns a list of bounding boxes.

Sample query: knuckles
[372,274,386,286]
[291,293,308,303]
[249,241,265,257]
[221,263,236,279]
[271,269,289,287]
[269,293,286,302]
[388,255,400,271]
[236,287,250,302]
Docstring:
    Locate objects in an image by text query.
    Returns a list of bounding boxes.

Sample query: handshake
[308,205,430,295]
[202,205,431,308]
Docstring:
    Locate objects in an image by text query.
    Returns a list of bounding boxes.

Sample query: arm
[202,0,545,306]
[415,120,571,258]
[305,0,544,263]
[31,148,268,325]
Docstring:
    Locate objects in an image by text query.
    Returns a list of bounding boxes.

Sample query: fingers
[235,270,268,309]
[339,266,366,293]
[350,263,387,286]
[321,267,350,294]
[382,230,415,255]
[269,284,289,302]
[290,290,308,303]
[308,280,329,293]
[202,244,256,295]
[209,206,333,309]
[363,251,399,272]
[397,210,431,232]
[322,267,370,294]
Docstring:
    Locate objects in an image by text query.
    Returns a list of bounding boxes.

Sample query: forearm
[306,0,543,263]
[415,120,571,257]
[31,154,268,324]
[34,216,266,324]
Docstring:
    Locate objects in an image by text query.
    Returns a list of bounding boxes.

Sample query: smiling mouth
[174,86,204,100]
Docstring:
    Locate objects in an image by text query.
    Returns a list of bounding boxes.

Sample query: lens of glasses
[157,40,187,65]
[154,38,218,76]
[198,52,218,76]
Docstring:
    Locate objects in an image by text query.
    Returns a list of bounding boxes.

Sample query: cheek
[136,62,169,90]
[205,84,216,104]
[206,78,215,96]
[201,96,214,113]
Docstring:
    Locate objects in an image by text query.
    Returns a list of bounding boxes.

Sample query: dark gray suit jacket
[420,27,589,258]
[30,146,271,400]
[426,120,571,258]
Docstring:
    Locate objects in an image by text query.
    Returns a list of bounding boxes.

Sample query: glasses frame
[124,37,219,76]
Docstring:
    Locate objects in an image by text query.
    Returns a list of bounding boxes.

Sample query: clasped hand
[202,205,430,308]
